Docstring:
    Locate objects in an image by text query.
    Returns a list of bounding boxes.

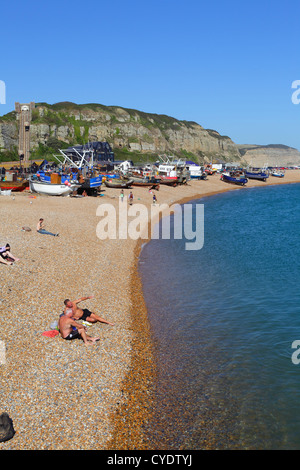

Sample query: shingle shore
[0,172,299,450]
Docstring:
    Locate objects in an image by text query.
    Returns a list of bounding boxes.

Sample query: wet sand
[0,170,300,449]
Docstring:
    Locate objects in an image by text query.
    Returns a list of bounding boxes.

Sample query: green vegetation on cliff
[0,101,241,164]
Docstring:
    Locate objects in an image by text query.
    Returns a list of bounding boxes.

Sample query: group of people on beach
[1,217,58,266]
[2,217,114,345]
[120,189,134,205]
[120,189,157,205]
[58,295,114,346]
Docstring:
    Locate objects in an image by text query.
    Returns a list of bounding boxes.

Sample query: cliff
[237,144,300,167]
[0,102,240,163]
[1,102,300,166]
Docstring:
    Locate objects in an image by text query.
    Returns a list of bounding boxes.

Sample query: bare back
[59,315,76,338]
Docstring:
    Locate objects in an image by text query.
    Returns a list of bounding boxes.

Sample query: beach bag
[50,320,59,330]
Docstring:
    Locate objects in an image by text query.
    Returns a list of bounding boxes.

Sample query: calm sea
[139,183,300,450]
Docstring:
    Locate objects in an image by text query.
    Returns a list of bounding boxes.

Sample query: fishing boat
[221,171,248,186]
[245,167,269,181]
[156,156,183,184]
[104,178,133,189]
[131,179,160,189]
[204,165,218,175]
[101,174,120,181]
[29,178,80,196]
[271,169,285,178]
[77,175,102,195]
[157,176,179,186]
[185,165,207,180]
[0,179,28,192]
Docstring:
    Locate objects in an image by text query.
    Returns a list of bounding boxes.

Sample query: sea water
[139,183,300,449]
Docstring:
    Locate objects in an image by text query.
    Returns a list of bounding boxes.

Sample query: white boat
[29,179,80,196]
[184,163,206,179]
[271,169,285,178]
[156,156,206,180]
[157,162,179,178]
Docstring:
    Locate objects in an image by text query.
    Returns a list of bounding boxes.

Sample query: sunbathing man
[63,295,114,326]
[0,244,20,265]
[59,309,100,345]
[37,218,59,237]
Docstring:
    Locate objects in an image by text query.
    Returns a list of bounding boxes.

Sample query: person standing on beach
[128,191,133,205]
[63,295,114,326]
[120,189,124,202]
[153,193,157,205]
[36,218,59,237]
[0,244,20,265]
[59,309,100,345]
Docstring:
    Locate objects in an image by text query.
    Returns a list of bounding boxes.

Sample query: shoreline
[106,238,157,449]
[0,172,300,450]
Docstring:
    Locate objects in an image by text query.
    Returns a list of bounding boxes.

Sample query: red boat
[157,176,178,186]
[0,180,28,192]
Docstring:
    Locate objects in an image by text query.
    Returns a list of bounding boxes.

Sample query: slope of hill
[237,144,300,167]
[0,102,240,163]
[1,102,300,166]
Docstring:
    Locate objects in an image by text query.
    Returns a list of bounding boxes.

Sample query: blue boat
[245,168,269,181]
[33,170,103,195]
[221,171,248,186]
[78,174,103,195]
[88,175,102,188]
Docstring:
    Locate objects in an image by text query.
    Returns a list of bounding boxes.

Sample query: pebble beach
[1,170,300,450]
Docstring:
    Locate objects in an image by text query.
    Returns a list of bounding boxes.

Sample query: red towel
[42,330,59,338]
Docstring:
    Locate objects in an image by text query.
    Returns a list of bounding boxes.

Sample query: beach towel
[42,330,59,338]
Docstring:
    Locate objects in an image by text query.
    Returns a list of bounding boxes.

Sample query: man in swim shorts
[59,309,100,345]
[63,295,114,326]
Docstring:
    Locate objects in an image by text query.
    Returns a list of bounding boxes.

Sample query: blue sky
[1,0,300,149]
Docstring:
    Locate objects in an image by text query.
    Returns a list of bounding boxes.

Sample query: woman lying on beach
[58,309,100,345]
[0,244,20,265]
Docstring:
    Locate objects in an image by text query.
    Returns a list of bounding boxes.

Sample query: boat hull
[131,181,160,188]
[80,175,102,189]
[245,171,269,181]
[29,179,79,196]
[104,179,133,189]
[221,174,248,186]
[190,174,207,180]
[158,177,178,186]
[0,181,28,192]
